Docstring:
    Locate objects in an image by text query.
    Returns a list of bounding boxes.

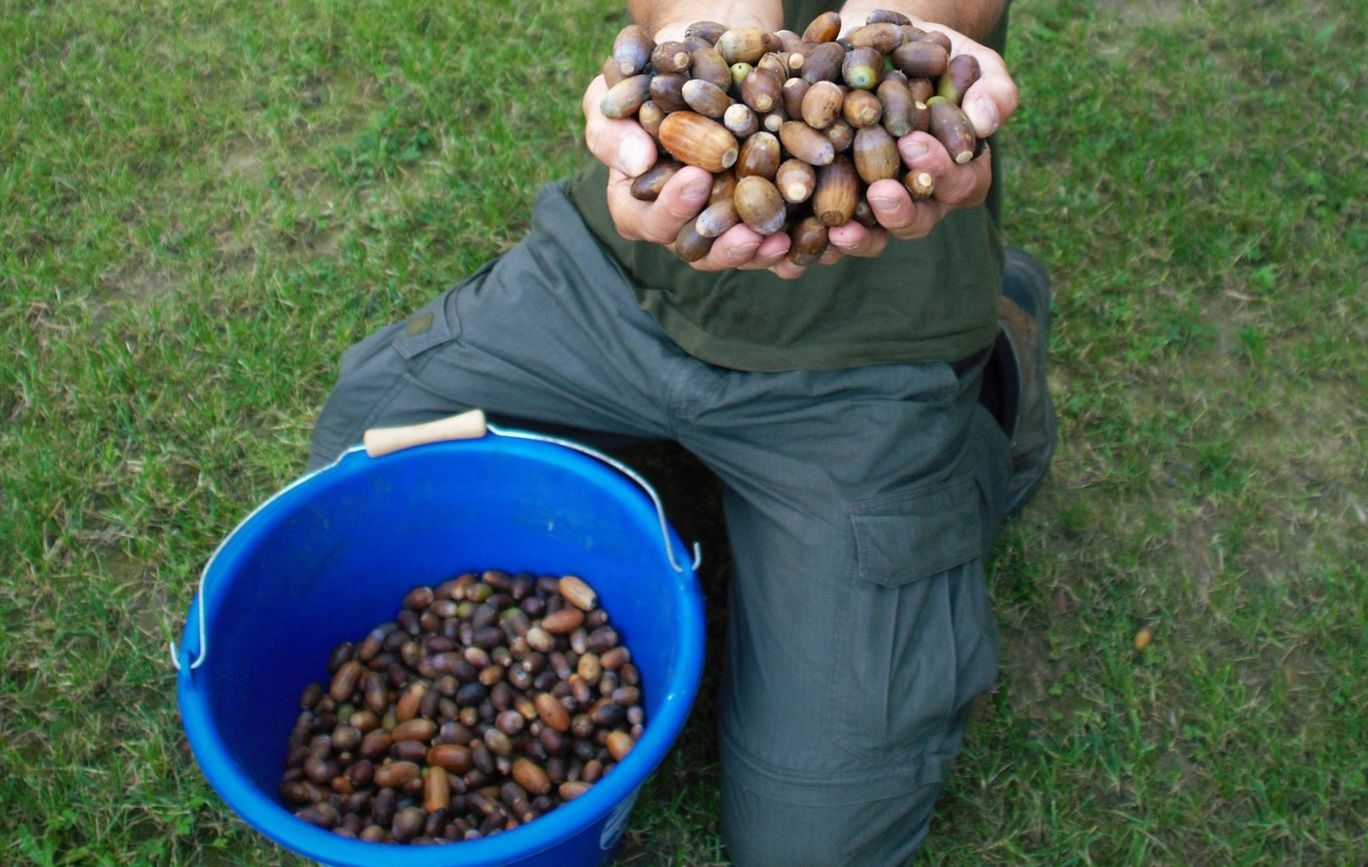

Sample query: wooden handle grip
[363,409,488,458]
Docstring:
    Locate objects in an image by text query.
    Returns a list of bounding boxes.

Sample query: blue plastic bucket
[175,427,704,866]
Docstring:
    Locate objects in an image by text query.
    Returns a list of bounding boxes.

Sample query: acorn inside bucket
[175,412,705,867]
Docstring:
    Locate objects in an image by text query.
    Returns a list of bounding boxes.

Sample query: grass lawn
[2,0,1365,864]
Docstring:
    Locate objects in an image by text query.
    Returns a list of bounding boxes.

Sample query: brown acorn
[612,25,653,77]
[638,100,665,141]
[775,28,805,55]
[629,159,682,202]
[763,111,786,133]
[908,76,935,104]
[650,41,692,74]
[733,175,787,235]
[740,68,782,113]
[813,155,859,226]
[685,20,727,44]
[852,125,901,183]
[682,34,711,54]
[928,96,976,164]
[601,56,625,89]
[825,119,855,153]
[843,88,884,128]
[900,23,927,44]
[775,159,817,203]
[710,170,738,204]
[659,111,740,172]
[695,196,740,238]
[787,216,830,266]
[782,77,810,118]
[919,29,952,52]
[779,120,835,166]
[649,73,689,113]
[938,54,982,105]
[674,219,715,262]
[878,77,914,136]
[682,78,733,118]
[846,22,905,54]
[755,52,790,83]
[904,169,935,201]
[842,46,884,90]
[723,103,760,138]
[690,45,732,90]
[600,74,652,119]
[852,196,879,227]
[717,27,777,65]
[801,11,842,43]
[800,41,844,83]
[801,80,844,129]
[736,131,781,179]
[891,41,948,78]
[867,9,911,26]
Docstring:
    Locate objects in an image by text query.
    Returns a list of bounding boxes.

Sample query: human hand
[582,74,795,272]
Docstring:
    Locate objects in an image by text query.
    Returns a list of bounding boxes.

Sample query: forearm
[627,0,783,41]
[837,0,1005,42]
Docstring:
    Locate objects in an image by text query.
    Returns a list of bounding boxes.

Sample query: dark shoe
[996,247,1057,518]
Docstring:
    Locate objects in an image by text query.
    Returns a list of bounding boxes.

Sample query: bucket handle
[171,410,701,672]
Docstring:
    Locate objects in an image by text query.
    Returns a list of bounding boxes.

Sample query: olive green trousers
[309,183,1013,866]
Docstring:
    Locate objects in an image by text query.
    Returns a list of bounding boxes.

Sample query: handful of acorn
[598,10,985,265]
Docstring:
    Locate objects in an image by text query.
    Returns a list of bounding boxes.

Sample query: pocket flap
[849,473,982,587]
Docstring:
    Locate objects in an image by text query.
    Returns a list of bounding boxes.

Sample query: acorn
[842,46,883,90]
[846,22,904,54]
[779,120,835,166]
[801,80,844,129]
[737,131,782,179]
[730,62,754,89]
[600,56,625,88]
[938,54,982,105]
[612,25,653,77]
[904,169,935,201]
[775,29,805,55]
[801,11,842,43]
[717,27,778,65]
[685,20,727,44]
[600,74,652,120]
[648,73,689,113]
[723,102,760,138]
[867,9,911,26]
[800,41,844,83]
[877,77,914,136]
[891,41,948,78]
[755,52,791,83]
[629,159,682,202]
[695,196,741,238]
[709,170,738,204]
[813,155,859,226]
[674,219,714,262]
[682,79,733,118]
[775,158,817,203]
[733,175,787,235]
[638,100,665,141]
[908,76,935,104]
[782,77,810,118]
[927,96,976,164]
[659,112,740,172]
[690,46,732,90]
[787,216,830,266]
[740,68,782,113]
[843,88,884,128]
[919,29,952,52]
[852,125,901,183]
[650,40,692,74]
[825,119,855,153]
[852,196,879,227]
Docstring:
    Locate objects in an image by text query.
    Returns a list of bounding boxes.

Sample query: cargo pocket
[832,472,997,774]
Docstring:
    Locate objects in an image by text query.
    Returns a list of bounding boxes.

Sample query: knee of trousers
[720,769,944,867]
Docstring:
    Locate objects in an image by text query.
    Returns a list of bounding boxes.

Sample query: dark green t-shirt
[565,4,1007,372]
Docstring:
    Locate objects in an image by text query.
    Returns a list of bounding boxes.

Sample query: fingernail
[617,135,651,177]
[965,99,999,137]
[728,243,758,259]
[682,176,711,203]
[902,141,929,162]
[870,194,900,210]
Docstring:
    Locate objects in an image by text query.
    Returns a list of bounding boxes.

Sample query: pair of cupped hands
[582,13,1018,279]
